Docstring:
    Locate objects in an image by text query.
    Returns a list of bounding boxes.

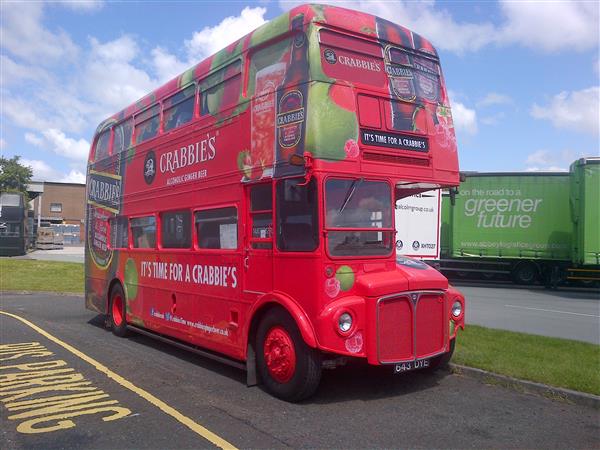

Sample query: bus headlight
[338,312,353,333]
[451,300,463,319]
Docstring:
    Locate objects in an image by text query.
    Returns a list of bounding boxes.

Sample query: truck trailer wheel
[256,308,321,402]
[512,262,538,285]
[109,284,129,337]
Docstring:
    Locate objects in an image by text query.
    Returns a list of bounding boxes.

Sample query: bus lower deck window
[130,216,156,248]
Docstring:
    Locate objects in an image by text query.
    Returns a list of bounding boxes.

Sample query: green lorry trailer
[438,157,599,286]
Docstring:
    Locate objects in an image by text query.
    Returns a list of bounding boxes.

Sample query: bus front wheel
[256,308,321,402]
[109,284,129,337]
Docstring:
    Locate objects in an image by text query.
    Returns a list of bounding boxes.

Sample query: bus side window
[110,216,129,249]
[163,84,196,132]
[161,210,192,248]
[200,60,242,116]
[94,129,111,161]
[195,207,238,250]
[135,104,160,144]
[276,178,318,252]
[130,216,156,249]
[247,37,291,97]
[114,119,133,154]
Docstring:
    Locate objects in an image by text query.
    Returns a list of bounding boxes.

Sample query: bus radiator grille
[377,293,445,363]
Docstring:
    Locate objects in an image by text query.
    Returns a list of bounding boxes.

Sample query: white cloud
[279,1,599,54]
[525,149,587,172]
[0,138,6,150]
[0,2,78,64]
[452,100,478,135]
[2,97,54,131]
[25,133,44,147]
[152,47,189,84]
[480,112,506,126]
[449,91,477,135]
[498,1,599,52]
[531,87,600,136]
[57,0,105,12]
[61,169,86,184]
[185,7,267,61]
[20,158,85,183]
[83,36,157,113]
[41,129,90,162]
[477,93,513,108]
[20,158,62,181]
[0,55,51,87]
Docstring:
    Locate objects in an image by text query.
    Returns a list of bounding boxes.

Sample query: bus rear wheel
[109,284,129,337]
[256,308,321,402]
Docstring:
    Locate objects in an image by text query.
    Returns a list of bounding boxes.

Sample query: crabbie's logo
[143,150,156,185]
[87,170,122,214]
[277,90,305,148]
[338,55,381,72]
[324,49,337,64]
[159,133,217,175]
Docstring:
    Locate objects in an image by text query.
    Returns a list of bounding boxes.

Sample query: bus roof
[94,3,438,136]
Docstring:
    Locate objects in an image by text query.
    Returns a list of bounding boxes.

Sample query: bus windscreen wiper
[339,178,364,214]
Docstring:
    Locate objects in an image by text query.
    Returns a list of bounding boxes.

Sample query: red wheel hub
[112,294,123,326]
[263,326,296,383]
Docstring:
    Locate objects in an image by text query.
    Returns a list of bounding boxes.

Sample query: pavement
[8,246,84,264]
[1,292,599,449]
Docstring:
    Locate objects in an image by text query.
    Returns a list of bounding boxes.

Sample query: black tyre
[256,308,321,402]
[512,261,538,285]
[425,339,455,371]
[109,284,129,337]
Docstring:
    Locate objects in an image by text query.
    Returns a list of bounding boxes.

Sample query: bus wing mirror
[292,152,314,186]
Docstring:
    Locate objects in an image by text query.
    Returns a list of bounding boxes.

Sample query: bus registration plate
[394,359,430,373]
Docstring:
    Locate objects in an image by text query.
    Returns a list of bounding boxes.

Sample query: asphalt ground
[456,283,600,344]
[1,293,599,449]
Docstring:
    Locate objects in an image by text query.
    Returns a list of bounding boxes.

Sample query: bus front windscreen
[325,178,393,256]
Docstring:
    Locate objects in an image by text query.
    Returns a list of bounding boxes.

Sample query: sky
[1,0,598,184]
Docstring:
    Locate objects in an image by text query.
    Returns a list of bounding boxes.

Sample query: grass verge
[454,325,600,396]
[0,259,83,294]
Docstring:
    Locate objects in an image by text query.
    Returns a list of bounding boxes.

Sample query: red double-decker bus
[85,4,465,401]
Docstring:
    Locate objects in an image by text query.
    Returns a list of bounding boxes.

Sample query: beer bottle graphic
[274,14,308,178]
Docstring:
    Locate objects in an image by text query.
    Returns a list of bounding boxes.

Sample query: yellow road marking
[0,310,238,450]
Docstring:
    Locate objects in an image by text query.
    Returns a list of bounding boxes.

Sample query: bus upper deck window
[135,104,160,144]
[94,129,111,161]
[163,85,195,132]
[319,29,385,87]
[200,60,241,116]
[114,119,133,154]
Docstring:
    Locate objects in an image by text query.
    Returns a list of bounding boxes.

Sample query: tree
[0,156,33,199]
